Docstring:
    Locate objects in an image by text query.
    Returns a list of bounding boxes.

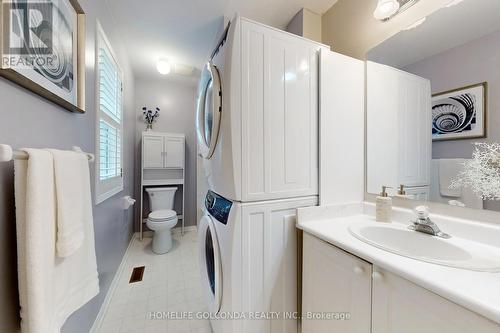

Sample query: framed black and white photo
[431,82,487,141]
[0,0,85,113]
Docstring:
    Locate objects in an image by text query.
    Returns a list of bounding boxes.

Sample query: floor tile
[97,231,209,333]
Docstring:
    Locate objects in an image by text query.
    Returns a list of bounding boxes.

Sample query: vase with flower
[143,107,160,131]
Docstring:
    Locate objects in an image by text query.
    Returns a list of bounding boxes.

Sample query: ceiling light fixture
[156,58,171,75]
[373,0,400,20]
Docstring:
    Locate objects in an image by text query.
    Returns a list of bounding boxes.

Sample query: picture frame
[0,0,85,113]
[431,82,487,141]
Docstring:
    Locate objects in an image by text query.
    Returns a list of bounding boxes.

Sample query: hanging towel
[439,159,464,197]
[15,149,99,333]
[46,149,88,257]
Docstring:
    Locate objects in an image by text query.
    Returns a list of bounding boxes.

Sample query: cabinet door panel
[372,267,499,333]
[302,234,372,333]
[165,137,184,168]
[241,20,319,201]
[143,135,164,168]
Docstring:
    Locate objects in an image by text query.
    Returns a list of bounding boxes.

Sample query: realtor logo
[2,0,55,68]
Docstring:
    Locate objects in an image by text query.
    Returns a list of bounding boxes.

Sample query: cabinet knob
[372,271,384,281]
[353,266,364,276]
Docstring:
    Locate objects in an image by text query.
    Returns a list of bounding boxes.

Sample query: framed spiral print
[431,82,487,141]
[0,0,85,113]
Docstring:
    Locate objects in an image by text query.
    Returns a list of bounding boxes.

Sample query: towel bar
[0,144,95,162]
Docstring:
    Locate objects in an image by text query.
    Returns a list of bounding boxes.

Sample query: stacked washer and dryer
[196,16,328,333]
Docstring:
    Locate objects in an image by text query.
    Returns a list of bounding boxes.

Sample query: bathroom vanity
[298,203,500,333]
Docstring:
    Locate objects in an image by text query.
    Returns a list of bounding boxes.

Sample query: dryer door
[196,61,222,159]
[198,214,222,314]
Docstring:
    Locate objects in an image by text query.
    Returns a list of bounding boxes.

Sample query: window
[95,23,123,204]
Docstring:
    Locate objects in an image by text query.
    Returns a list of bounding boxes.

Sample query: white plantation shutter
[95,24,124,203]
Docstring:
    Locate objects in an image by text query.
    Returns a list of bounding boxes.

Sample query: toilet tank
[146,187,178,211]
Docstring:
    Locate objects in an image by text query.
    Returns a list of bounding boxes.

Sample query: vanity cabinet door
[372,267,499,333]
[143,135,164,169]
[302,233,372,333]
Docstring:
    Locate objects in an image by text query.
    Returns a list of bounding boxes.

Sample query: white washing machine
[196,16,325,202]
[198,190,317,333]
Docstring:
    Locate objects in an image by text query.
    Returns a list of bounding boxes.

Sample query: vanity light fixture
[373,0,400,20]
[374,0,421,22]
[156,58,171,75]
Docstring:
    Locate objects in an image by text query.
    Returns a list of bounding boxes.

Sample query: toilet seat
[148,209,177,222]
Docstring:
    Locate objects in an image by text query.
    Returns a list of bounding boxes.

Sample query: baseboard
[89,232,138,333]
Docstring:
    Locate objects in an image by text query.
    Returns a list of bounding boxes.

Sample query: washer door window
[198,215,222,314]
[196,61,222,159]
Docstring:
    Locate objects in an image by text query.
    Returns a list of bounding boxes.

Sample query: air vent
[129,266,145,283]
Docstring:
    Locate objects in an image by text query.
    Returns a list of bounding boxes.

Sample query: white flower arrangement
[450,142,500,200]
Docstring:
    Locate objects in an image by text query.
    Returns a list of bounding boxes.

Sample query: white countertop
[296,202,500,325]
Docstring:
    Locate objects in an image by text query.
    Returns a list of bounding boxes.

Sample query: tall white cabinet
[367,61,431,197]
[141,131,185,238]
[239,19,322,201]
[302,234,500,333]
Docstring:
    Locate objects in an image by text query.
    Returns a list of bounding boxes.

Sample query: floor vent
[129,266,145,283]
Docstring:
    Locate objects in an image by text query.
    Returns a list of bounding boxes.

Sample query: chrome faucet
[408,206,451,239]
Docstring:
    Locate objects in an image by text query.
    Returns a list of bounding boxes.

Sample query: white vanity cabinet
[302,233,499,333]
[302,233,372,333]
[372,267,499,333]
[367,61,431,195]
[143,132,185,169]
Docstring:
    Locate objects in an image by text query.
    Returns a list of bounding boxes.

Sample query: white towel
[439,159,464,197]
[15,149,99,333]
[46,149,88,258]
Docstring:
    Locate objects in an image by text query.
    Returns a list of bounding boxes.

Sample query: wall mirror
[366,0,500,212]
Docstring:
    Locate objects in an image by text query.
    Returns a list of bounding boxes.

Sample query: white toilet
[145,187,178,254]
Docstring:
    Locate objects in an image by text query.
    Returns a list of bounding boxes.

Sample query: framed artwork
[431,82,487,141]
[0,0,85,113]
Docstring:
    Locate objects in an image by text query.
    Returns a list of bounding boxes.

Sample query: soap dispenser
[376,186,392,222]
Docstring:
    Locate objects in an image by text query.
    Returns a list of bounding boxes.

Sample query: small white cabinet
[302,233,372,333]
[302,233,500,333]
[143,132,185,169]
[164,136,184,168]
[143,135,164,168]
[140,131,186,238]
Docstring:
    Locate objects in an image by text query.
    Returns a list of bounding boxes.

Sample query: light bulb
[156,58,171,75]
[373,0,400,20]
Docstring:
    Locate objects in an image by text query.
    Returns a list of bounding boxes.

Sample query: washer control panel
[205,190,232,225]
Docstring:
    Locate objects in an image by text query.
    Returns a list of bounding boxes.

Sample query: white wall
[134,78,197,227]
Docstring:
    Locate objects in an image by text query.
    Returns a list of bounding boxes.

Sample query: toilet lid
[149,209,177,221]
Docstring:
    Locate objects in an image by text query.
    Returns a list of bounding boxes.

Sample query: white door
[196,61,222,159]
[198,215,222,314]
[165,137,184,168]
[143,135,164,168]
[372,267,499,333]
[302,233,372,333]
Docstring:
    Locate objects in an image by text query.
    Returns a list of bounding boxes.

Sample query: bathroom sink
[349,222,500,272]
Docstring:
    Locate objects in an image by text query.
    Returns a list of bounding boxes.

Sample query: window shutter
[95,24,124,203]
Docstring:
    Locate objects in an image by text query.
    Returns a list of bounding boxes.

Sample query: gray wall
[286,9,304,37]
[0,0,136,332]
[404,29,500,211]
[135,78,197,228]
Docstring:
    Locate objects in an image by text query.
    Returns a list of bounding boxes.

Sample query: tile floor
[98,230,212,333]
